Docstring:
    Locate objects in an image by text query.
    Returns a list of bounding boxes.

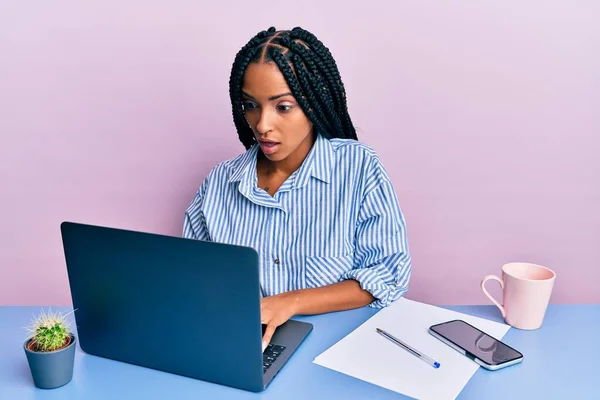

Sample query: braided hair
[228,27,358,149]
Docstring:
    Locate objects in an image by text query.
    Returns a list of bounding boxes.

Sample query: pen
[376,328,440,369]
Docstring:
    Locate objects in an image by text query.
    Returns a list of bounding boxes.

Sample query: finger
[260,300,266,324]
[262,324,276,352]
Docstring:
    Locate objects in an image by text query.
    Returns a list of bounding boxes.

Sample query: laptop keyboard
[263,344,286,373]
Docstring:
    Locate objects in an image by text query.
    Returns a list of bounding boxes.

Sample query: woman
[183,27,411,350]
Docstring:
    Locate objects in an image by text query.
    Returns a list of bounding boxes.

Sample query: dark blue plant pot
[24,334,76,389]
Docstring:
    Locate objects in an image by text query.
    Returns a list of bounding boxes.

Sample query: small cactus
[26,309,73,352]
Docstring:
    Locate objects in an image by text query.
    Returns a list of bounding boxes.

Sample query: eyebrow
[242,91,293,101]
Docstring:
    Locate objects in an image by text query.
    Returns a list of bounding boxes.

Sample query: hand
[260,292,298,352]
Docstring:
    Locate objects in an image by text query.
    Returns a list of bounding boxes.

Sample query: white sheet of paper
[313,298,510,400]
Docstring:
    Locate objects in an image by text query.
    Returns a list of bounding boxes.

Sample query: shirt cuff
[340,265,409,308]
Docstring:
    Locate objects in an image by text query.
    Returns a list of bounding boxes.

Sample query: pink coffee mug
[481,262,556,330]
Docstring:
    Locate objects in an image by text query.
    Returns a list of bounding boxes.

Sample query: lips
[258,139,281,155]
[258,139,280,145]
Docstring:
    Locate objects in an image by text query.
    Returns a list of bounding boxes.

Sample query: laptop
[60,221,313,392]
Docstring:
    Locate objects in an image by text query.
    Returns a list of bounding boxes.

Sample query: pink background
[1,1,598,306]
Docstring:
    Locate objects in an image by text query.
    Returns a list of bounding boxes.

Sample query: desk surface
[1,303,598,399]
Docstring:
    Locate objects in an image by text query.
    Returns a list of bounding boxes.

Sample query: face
[241,62,314,163]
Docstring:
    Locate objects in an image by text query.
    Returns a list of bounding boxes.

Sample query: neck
[258,133,316,176]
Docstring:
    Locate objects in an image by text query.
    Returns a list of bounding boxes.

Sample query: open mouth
[258,140,281,154]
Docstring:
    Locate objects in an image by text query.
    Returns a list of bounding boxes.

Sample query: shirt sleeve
[340,163,412,308]
[182,178,211,241]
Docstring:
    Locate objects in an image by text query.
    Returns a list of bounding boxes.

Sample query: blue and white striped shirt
[182,133,411,308]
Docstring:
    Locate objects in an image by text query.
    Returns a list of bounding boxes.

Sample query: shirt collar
[227,144,259,184]
[227,132,335,189]
[294,132,334,188]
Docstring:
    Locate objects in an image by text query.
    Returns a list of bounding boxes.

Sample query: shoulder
[329,138,378,158]
[209,151,247,177]
[329,138,389,181]
[201,145,257,187]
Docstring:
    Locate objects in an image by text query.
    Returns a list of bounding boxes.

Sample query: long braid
[229,30,274,148]
[230,46,262,148]
[289,27,355,139]
[269,48,331,138]
[286,47,345,138]
[228,27,358,149]
[284,36,343,124]
[280,49,335,133]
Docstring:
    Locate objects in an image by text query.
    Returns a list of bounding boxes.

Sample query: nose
[256,108,274,135]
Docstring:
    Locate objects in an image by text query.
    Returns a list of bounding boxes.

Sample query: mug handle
[481,275,506,318]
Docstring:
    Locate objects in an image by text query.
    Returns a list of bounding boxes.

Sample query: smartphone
[429,319,523,370]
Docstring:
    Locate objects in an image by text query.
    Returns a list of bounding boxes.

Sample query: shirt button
[274,258,280,264]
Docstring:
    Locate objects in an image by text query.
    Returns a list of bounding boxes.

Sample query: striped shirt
[182,133,411,308]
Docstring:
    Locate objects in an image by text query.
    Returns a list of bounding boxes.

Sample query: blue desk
[1,304,598,399]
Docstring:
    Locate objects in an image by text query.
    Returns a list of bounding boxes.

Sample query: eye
[241,101,258,111]
[277,104,293,113]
